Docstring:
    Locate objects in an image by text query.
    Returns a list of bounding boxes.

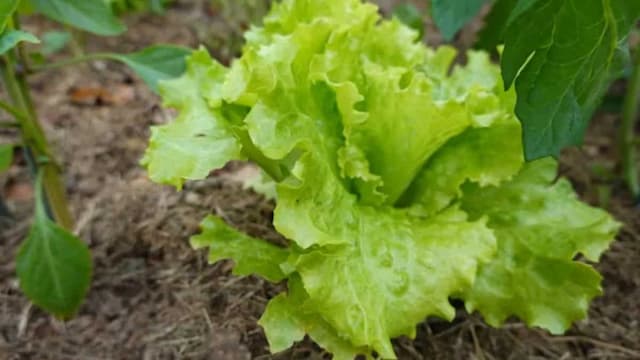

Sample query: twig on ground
[548,336,640,358]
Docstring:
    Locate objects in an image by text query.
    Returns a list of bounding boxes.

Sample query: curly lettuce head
[143,0,619,358]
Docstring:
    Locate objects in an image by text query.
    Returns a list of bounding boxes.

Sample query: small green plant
[143,1,621,358]
[0,0,190,317]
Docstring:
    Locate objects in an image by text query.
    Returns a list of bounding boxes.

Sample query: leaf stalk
[27,53,113,73]
[621,48,640,199]
[0,51,74,229]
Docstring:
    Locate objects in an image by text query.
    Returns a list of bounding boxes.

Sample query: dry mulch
[1,2,639,359]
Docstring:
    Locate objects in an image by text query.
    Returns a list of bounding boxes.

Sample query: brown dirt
[1,1,639,360]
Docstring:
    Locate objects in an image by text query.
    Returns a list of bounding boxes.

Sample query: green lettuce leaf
[402,49,523,214]
[274,154,358,249]
[141,49,243,188]
[260,275,369,360]
[191,215,289,282]
[402,121,523,215]
[340,61,471,205]
[291,205,495,358]
[202,198,495,358]
[461,159,620,333]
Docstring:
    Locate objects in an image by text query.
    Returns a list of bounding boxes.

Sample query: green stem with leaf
[0,51,74,229]
[28,53,113,73]
[0,99,27,120]
[0,121,20,128]
[621,48,640,199]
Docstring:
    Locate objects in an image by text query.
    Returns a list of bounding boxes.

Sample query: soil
[1,1,639,359]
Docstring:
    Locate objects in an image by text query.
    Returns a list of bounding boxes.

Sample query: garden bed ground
[1,1,639,359]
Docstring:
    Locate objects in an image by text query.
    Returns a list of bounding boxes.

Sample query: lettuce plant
[143,0,620,358]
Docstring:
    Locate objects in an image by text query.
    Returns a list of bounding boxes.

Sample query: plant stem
[27,53,113,74]
[235,128,285,182]
[0,121,20,128]
[621,49,640,199]
[65,25,86,58]
[0,99,28,120]
[0,54,74,229]
[11,14,32,74]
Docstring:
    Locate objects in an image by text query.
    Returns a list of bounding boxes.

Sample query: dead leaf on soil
[4,182,34,201]
[68,84,135,106]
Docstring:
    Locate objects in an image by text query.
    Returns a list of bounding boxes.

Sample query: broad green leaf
[0,144,13,173]
[191,216,289,282]
[431,0,486,41]
[392,3,424,41]
[141,48,243,188]
[461,159,620,333]
[109,45,192,93]
[0,30,39,55]
[16,174,92,318]
[0,0,20,32]
[475,0,517,51]
[506,0,542,25]
[41,31,71,55]
[31,0,125,36]
[502,0,640,159]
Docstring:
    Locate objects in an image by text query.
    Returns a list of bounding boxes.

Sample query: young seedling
[0,0,190,318]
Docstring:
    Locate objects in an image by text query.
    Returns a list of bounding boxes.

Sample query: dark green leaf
[0,0,20,32]
[41,30,71,55]
[16,174,92,318]
[0,30,39,55]
[109,45,192,93]
[0,144,13,173]
[431,0,486,41]
[32,0,125,36]
[392,3,424,41]
[502,0,640,160]
[506,0,543,26]
[475,0,517,51]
